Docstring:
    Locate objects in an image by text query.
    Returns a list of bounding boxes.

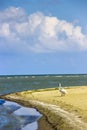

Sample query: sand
[1,86,87,130]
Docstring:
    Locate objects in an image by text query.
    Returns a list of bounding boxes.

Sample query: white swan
[58,83,67,96]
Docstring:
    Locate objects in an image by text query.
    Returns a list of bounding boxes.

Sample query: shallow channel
[0,99,42,130]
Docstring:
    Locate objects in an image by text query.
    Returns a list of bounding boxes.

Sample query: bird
[58,83,67,96]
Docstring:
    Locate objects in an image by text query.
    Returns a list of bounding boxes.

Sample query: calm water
[0,100,42,130]
[0,74,87,95]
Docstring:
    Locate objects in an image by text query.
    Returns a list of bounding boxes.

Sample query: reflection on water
[0,99,42,130]
[22,122,38,130]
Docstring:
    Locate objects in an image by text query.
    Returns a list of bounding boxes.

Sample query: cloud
[0,6,87,53]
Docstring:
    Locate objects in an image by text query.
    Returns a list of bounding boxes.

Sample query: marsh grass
[1,86,87,130]
[17,86,87,122]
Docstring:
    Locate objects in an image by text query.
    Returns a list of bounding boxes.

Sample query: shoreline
[1,86,87,130]
[0,97,54,130]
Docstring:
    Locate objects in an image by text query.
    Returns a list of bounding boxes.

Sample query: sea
[0,74,87,95]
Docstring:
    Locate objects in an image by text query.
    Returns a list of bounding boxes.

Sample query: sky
[0,0,87,75]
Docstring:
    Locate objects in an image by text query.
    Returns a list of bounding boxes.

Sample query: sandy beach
[1,86,87,130]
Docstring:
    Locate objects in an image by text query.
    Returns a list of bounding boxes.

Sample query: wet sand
[1,86,87,130]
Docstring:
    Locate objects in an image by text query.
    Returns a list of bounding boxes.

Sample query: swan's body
[58,83,67,96]
[59,88,67,96]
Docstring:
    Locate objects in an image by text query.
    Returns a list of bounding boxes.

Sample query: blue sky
[0,0,87,75]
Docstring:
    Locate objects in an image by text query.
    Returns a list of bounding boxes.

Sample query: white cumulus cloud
[0,6,87,53]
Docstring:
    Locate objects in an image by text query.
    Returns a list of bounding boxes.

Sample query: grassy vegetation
[1,86,87,130]
[15,86,87,122]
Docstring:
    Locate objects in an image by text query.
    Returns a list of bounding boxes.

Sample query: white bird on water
[58,83,67,96]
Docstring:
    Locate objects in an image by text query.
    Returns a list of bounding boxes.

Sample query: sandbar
[1,86,87,130]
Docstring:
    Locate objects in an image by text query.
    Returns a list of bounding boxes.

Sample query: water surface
[0,100,42,130]
[0,74,87,95]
